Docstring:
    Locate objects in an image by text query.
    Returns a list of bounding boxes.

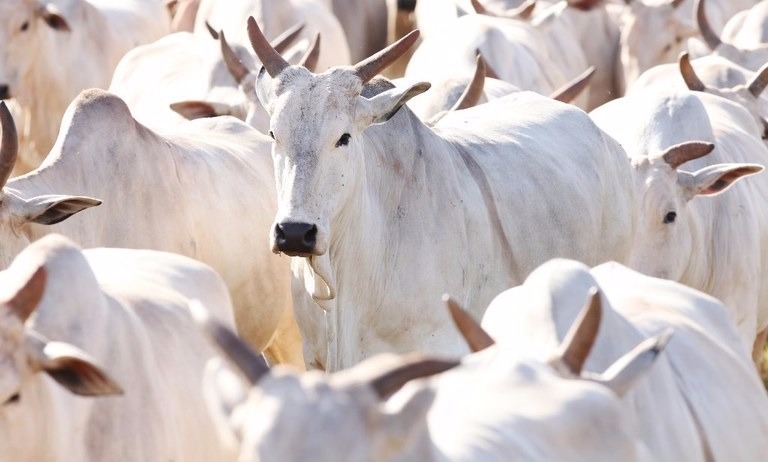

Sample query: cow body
[0,234,237,462]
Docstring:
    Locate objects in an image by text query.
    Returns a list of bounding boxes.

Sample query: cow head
[245,17,428,292]
[0,102,101,267]
[618,0,697,93]
[0,0,71,101]
[628,141,762,279]
[0,260,121,456]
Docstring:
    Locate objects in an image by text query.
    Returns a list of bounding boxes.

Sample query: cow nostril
[274,222,318,254]
[303,225,317,246]
[0,85,9,100]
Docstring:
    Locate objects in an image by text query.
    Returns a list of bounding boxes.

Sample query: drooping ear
[39,3,71,32]
[585,329,672,397]
[355,82,431,126]
[679,163,763,198]
[26,332,123,396]
[203,357,249,447]
[255,67,277,115]
[22,195,102,225]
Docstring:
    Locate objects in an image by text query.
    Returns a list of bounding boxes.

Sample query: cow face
[0,0,70,101]
[628,143,762,280]
[618,1,697,93]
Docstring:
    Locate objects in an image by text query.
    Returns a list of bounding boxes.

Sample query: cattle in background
[0,95,303,368]
[193,0,350,71]
[331,0,389,63]
[481,258,768,460]
[248,20,635,370]
[194,275,666,461]
[0,0,170,175]
[0,234,238,461]
[590,89,768,362]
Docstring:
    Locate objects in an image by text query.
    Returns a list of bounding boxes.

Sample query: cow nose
[0,85,9,100]
[273,222,317,255]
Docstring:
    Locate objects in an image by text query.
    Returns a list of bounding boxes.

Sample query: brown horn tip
[661,141,715,169]
[270,22,306,54]
[299,33,321,72]
[354,29,420,83]
[678,52,706,92]
[566,0,602,11]
[204,21,219,40]
[450,55,487,112]
[696,0,721,50]
[748,62,768,98]
[443,294,495,352]
[549,66,596,103]
[558,287,602,376]
[369,354,460,399]
[475,49,500,79]
[190,300,270,385]
[0,101,18,188]
[220,31,250,84]
[247,16,290,78]
[470,0,490,15]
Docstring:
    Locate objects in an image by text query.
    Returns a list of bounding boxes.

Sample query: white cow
[0,233,238,461]
[0,0,170,175]
[0,95,302,368]
[193,0,351,71]
[197,279,666,462]
[413,0,531,39]
[590,89,768,360]
[331,0,389,63]
[616,0,756,94]
[248,21,635,370]
[481,258,768,460]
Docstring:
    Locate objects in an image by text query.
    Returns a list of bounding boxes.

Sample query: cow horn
[298,33,321,72]
[354,30,420,84]
[0,101,18,188]
[475,49,500,79]
[190,300,270,385]
[443,294,495,352]
[550,66,596,103]
[678,52,706,92]
[450,55,487,112]
[747,62,768,98]
[369,355,460,399]
[661,141,715,169]
[696,0,721,50]
[470,0,490,14]
[270,22,306,54]
[247,16,290,78]
[204,21,219,40]
[670,0,685,8]
[557,287,602,376]
[566,0,602,12]
[6,265,46,322]
[220,31,249,84]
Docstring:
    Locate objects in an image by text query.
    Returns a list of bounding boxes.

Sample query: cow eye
[3,393,20,405]
[20,21,29,32]
[335,133,351,147]
[268,130,275,140]
[663,211,677,224]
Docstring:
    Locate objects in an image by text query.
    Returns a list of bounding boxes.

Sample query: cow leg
[263,304,306,370]
[752,327,768,380]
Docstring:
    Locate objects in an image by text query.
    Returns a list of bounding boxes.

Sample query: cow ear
[255,67,277,114]
[22,195,102,225]
[680,163,763,199]
[39,4,71,32]
[26,333,122,396]
[355,82,431,126]
[203,358,249,447]
[585,329,672,397]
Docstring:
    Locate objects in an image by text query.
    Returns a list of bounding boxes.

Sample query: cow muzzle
[0,85,10,100]
[272,222,320,256]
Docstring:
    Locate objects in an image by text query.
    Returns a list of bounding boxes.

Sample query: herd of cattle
[3,0,768,460]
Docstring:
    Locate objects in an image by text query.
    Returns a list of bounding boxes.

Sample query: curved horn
[0,101,18,188]
[450,55,487,112]
[270,22,306,54]
[549,66,596,103]
[220,31,249,84]
[443,294,495,352]
[204,21,219,40]
[557,287,602,376]
[678,52,706,92]
[696,0,721,50]
[475,49,500,79]
[354,30,420,83]
[369,355,460,399]
[661,141,715,169]
[298,33,321,72]
[190,300,270,384]
[247,16,290,78]
[748,62,768,98]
